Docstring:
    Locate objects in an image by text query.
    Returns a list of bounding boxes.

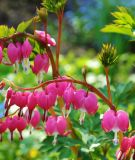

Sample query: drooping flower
[6,117,17,140]
[16,42,22,61]
[45,77,71,98]
[27,92,38,120]
[14,116,27,140]
[63,86,75,110]
[73,89,98,123]
[45,116,67,144]
[21,39,33,72]
[30,110,40,128]
[37,90,56,121]
[35,30,56,46]
[73,89,98,114]
[7,43,20,72]
[32,54,49,83]
[14,92,29,116]
[0,120,7,141]
[101,110,129,145]
[45,116,67,136]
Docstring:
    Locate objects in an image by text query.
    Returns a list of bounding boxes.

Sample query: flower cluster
[7,39,32,72]
[2,77,99,142]
[0,109,40,141]
[0,30,56,83]
[35,30,56,46]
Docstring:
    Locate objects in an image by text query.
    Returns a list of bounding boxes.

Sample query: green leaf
[101,7,135,37]
[0,25,15,38]
[101,24,133,36]
[42,0,67,13]
[59,147,72,159]
[16,19,32,32]
[89,143,100,152]
[58,136,83,147]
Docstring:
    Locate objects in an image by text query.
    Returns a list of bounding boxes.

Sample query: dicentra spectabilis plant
[0,1,135,159]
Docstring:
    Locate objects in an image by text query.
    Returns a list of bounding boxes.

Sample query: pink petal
[117,110,129,132]
[84,92,98,115]
[101,109,116,132]
[57,116,67,135]
[45,116,57,135]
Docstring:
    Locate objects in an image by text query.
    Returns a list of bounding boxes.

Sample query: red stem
[104,67,112,102]
[56,11,63,73]
[5,78,116,111]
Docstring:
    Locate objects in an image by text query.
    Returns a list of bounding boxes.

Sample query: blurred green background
[0,0,135,160]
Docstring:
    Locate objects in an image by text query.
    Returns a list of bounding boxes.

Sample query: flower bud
[37,7,48,22]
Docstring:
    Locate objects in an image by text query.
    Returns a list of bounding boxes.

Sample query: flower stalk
[56,11,64,72]
[104,67,112,102]
[2,77,116,111]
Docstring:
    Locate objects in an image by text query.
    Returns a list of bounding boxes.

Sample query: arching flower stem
[2,77,116,111]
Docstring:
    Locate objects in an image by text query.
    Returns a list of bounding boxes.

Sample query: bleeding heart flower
[15,92,28,108]
[30,110,40,128]
[45,116,67,144]
[14,116,27,140]
[35,30,56,46]
[7,43,20,72]
[27,92,38,119]
[73,89,98,124]
[101,109,129,145]
[63,86,75,110]
[21,39,33,72]
[6,117,17,140]
[32,54,49,83]
[0,120,7,141]
[37,90,56,121]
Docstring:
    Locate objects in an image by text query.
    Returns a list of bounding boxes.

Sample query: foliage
[16,19,33,33]
[42,0,67,13]
[101,7,135,37]
[0,26,15,38]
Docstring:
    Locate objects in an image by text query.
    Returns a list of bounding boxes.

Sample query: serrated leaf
[42,0,67,13]
[16,19,32,32]
[101,7,135,37]
[101,24,133,36]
